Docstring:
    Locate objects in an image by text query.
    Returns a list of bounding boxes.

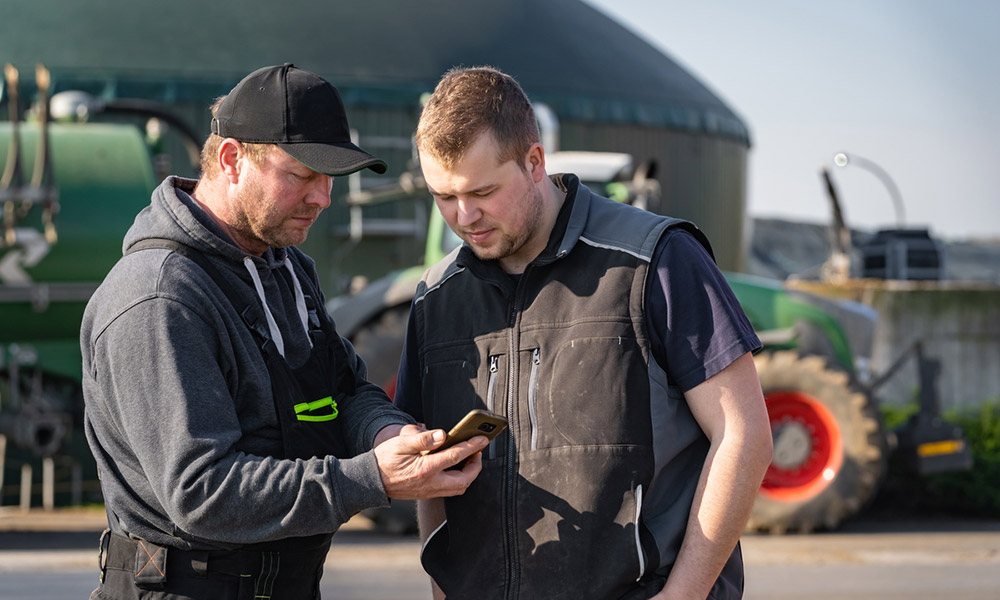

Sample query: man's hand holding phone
[373,410,508,500]
[431,409,508,469]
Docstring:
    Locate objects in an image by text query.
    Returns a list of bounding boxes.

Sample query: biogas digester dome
[2,0,751,283]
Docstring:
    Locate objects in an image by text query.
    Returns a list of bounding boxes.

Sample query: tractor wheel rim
[760,390,843,502]
[383,373,397,400]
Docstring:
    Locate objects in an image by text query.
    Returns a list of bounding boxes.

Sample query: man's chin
[466,242,496,260]
[264,230,309,249]
[461,234,515,262]
[469,246,511,263]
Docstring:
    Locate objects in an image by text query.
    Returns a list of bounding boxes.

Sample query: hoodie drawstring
[243,256,312,358]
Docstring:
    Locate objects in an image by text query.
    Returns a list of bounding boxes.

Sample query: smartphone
[433,409,508,457]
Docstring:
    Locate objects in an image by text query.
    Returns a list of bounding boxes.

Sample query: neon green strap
[293,396,338,422]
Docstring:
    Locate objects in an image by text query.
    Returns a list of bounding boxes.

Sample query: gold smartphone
[433,409,508,461]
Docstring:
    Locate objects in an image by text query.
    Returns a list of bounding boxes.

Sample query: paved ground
[2,507,1000,600]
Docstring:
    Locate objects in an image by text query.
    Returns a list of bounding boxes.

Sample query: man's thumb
[410,429,447,452]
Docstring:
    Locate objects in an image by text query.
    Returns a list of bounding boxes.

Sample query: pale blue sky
[584,0,999,240]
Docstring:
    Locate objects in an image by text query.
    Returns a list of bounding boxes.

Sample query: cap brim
[280,141,388,176]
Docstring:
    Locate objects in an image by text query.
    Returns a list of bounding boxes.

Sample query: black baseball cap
[211,63,387,176]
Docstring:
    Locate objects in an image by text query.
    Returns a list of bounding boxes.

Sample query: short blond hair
[199,96,273,178]
[416,66,538,170]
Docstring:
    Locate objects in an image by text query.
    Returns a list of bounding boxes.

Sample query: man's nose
[455,198,480,227]
[307,175,334,209]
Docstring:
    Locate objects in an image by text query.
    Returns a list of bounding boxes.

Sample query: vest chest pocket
[422,348,506,436]
[536,337,652,448]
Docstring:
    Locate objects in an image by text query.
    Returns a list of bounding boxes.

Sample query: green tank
[0,122,155,361]
[1,120,154,460]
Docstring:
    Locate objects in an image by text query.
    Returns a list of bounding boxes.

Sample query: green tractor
[329,151,971,534]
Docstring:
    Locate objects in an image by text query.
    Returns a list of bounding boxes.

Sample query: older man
[82,64,486,600]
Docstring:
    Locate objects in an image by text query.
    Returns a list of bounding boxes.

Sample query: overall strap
[127,238,216,272]
[127,238,356,396]
[126,238,277,350]
[280,252,358,397]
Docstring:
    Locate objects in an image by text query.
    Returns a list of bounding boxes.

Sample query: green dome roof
[2,0,749,143]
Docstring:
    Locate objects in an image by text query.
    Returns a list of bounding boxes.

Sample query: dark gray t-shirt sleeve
[646,229,761,392]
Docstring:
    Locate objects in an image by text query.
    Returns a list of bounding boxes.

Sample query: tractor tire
[349,305,410,399]
[747,350,886,534]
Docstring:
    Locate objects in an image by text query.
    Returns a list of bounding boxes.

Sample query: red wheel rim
[383,374,397,401]
[760,390,843,502]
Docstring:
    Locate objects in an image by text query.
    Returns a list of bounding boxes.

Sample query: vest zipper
[528,348,540,451]
[504,271,528,600]
[634,484,646,582]
[486,354,500,460]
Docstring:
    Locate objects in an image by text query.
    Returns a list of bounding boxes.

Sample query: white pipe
[534,103,560,154]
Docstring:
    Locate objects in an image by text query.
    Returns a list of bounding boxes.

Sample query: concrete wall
[788,280,1000,413]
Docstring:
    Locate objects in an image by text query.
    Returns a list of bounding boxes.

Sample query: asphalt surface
[2,507,999,600]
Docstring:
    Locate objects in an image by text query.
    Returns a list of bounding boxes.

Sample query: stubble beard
[232,179,315,250]
[466,179,544,264]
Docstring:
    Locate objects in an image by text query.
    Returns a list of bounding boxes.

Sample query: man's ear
[218,138,243,184]
[525,142,546,183]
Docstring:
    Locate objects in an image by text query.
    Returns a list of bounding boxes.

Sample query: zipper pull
[532,348,540,364]
[490,355,499,372]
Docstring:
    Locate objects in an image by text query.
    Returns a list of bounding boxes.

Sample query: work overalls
[92,240,355,600]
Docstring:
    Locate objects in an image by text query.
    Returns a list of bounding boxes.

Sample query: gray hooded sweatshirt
[82,176,411,550]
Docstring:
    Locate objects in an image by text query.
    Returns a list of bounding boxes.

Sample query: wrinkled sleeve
[87,292,390,547]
